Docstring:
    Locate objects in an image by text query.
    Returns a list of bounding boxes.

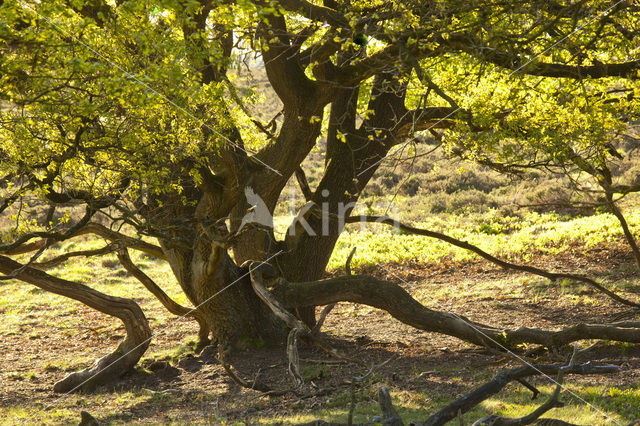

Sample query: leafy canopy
[1,0,639,244]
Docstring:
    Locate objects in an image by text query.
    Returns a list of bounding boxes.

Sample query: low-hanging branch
[345,215,640,309]
[116,247,210,348]
[273,273,640,350]
[2,222,166,261]
[248,261,365,371]
[78,223,166,260]
[0,254,151,392]
[0,206,94,255]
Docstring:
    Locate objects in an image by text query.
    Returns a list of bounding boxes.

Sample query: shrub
[400,176,421,196]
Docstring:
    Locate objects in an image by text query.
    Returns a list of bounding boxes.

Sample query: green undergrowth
[325,209,640,271]
[2,199,640,424]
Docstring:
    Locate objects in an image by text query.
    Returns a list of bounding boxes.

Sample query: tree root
[0,255,151,393]
[218,262,368,395]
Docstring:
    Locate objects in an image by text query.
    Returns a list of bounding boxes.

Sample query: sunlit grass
[327,210,640,270]
[253,382,639,425]
[1,377,636,425]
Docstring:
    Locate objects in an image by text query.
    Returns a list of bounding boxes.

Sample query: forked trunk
[161,232,286,349]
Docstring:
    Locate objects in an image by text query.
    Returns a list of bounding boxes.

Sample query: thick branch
[500,57,640,80]
[0,255,151,392]
[273,275,640,349]
[259,13,319,109]
[445,32,640,80]
[329,43,424,87]
[277,0,349,28]
[4,239,47,255]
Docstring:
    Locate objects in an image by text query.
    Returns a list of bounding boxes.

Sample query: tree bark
[279,71,409,326]
[160,231,286,349]
[273,274,640,350]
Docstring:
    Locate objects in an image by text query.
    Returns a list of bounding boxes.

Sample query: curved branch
[443,31,640,80]
[295,167,314,201]
[116,248,210,348]
[273,274,640,350]
[346,215,640,309]
[4,239,48,256]
[78,223,166,259]
[259,13,319,109]
[605,196,640,271]
[0,254,151,392]
[470,347,582,426]
[0,205,94,254]
[3,222,166,261]
[33,243,118,269]
[496,57,640,80]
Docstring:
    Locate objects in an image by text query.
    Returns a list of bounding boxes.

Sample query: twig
[346,247,357,276]
[33,243,118,269]
[295,167,314,202]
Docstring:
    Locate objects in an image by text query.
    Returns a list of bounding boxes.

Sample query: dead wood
[296,360,616,426]
[423,360,617,425]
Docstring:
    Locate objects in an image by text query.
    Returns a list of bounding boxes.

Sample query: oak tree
[1,0,640,397]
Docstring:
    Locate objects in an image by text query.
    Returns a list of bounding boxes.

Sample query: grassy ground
[2,205,640,424]
[294,207,640,270]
